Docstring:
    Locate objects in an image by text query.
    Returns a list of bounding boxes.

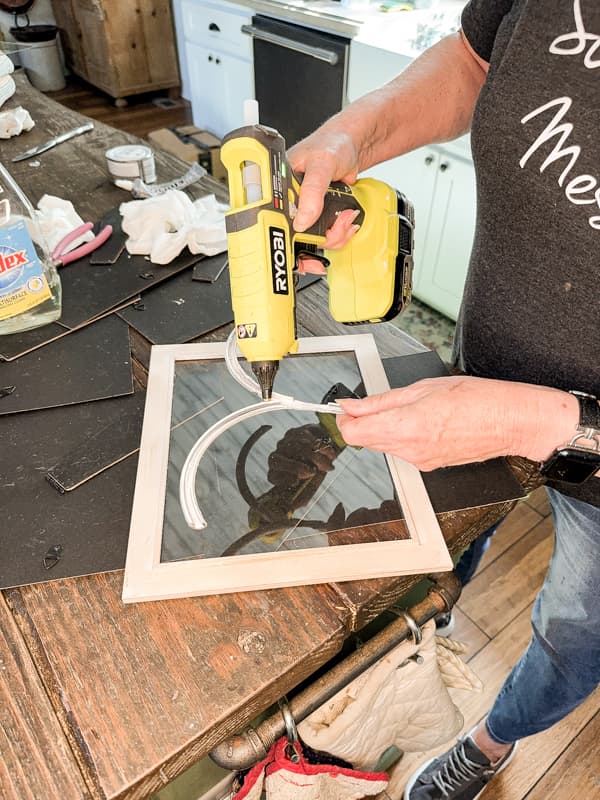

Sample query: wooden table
[0,75,538,800]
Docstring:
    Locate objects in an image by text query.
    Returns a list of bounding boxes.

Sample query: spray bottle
[0,162,61,335]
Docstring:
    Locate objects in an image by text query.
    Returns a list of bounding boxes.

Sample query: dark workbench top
[0,73,537,800]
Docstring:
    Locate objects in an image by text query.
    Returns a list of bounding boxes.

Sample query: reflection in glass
[161,352,408,563]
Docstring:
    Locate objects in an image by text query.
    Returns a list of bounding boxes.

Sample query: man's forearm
[287,30,488,236]
[327,31,488,171]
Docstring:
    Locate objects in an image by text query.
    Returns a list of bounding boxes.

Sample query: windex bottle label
[0,219,50,321]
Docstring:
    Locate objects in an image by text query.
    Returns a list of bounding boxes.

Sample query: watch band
[540,391,600,483]
[568,391,600,449]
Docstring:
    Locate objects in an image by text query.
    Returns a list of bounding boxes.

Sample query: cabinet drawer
[181,0,252,59]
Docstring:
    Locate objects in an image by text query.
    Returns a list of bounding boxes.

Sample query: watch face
[541,448,600,484]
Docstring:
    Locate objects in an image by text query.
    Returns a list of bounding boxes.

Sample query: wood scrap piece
[57,241,203,330]
[118,271,320,345]
[1,391,146,586]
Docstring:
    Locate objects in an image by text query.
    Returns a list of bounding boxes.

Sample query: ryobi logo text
[269,227,289,295]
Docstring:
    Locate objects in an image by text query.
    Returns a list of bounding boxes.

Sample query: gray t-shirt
[456,0,600,506]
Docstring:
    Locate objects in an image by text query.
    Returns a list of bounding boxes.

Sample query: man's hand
[287,32,488,238]
[288,129,360,233]
[296,208,361,274]
[336,376,580,471]
[288,129,363,274]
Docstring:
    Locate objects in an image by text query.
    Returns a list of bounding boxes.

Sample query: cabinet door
[365,150,475,321]
[185,41,253,137]
[363,148,439,300]
[417,154,477,321]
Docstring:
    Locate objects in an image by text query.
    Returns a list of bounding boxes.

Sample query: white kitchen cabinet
[180,0,254,137]
[366,147,476,321]
[415,150,476,320]
[349,38,476,320]
[186,40,254,137]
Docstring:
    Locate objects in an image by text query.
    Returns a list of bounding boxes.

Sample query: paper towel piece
[120,190,228,264]
[0,105,34,138]
[0,53,15,78]
[0,73,15,109]
[28,194,94,254]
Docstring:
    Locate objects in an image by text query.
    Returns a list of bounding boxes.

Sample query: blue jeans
[454,522,500,585]
[481,488,600,744]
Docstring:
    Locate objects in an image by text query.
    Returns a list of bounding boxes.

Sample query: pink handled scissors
[52,221,113,267]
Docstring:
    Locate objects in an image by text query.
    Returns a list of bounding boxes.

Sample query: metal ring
[278,698,298,746]
[401,611,423,645]
[278,698,301,763]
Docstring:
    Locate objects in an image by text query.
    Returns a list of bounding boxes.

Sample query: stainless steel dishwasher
[242,14,350,146]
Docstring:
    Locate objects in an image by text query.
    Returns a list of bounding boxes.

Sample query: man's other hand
[336,375,580,471]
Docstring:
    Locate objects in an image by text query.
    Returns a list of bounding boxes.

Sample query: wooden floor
[51,78,600,800]
[49,75,193,139]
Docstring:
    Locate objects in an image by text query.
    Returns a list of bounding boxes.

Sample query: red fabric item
[234,737,388,800]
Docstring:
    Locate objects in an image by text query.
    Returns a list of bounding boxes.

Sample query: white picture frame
[122,334,452,602]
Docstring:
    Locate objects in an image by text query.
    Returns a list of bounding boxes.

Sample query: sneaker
[434,611,455,638]
[404,735,517,799]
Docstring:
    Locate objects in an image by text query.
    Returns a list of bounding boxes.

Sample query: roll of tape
[105,144,156,184]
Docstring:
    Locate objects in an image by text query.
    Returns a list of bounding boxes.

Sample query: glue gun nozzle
[252,360,279,401]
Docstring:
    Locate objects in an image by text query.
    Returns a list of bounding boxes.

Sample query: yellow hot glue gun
[220,120,414,400]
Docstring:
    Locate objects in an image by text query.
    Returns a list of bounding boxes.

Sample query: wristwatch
[540,391,600,484]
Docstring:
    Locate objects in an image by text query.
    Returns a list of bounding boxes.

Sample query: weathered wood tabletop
[0,74,536,800]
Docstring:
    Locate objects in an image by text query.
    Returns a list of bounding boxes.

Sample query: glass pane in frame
[123,335,452,602]
[162,352,407,563]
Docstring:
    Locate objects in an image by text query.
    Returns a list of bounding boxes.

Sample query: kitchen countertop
[232,0,369,37]
[232,0,464,49]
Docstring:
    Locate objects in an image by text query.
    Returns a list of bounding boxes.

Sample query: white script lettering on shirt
[549,0,600,69]
[518,3,599,228]
[520,98,600,230]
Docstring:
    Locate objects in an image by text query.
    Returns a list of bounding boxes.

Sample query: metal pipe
[241,24,339,65]
[209,571,461,770]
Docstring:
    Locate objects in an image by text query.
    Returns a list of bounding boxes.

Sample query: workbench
[0,73,538,800]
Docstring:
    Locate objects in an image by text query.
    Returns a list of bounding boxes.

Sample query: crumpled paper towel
[0,106,34,139]
[27,195,94,253]
[0,73,15,110]
[0,53,14,78]
[119,190,228,264]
